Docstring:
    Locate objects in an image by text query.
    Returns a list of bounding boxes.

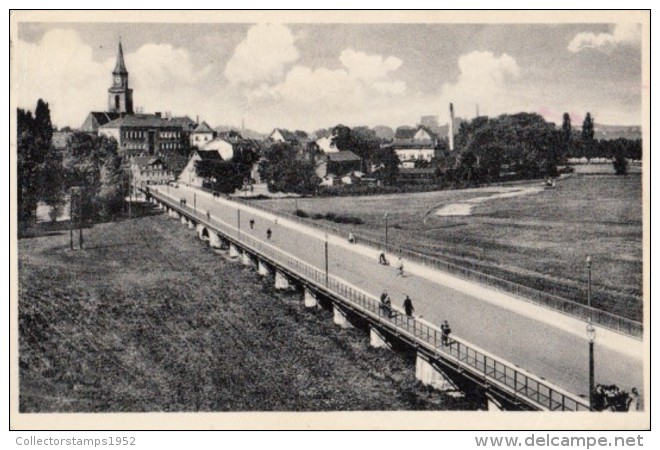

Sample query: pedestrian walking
[627,387,640,412]
[403,295,414,317]
[441,320,451,346]
[380,290,392,317]
[249,219,255,229]
[266,228,272,240]
[396,257,404,276]
[348,231,355,244]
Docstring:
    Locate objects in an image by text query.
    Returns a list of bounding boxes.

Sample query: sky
[13,21,643,133]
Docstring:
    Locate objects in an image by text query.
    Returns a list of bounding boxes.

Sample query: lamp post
[586,255,592,310]
[324,233,329,287]
[193,192,197,213]
[237,208,241,240]
[586,255,595,410]
[384,212,389,250]
[587,319,596,410]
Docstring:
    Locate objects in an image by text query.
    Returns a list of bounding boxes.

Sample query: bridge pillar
[369,326,391,349]
[181,215,188,226]
[274,270,291,290]
[173,210,181,220]
[209,232,222,249]
[303,288,318,308]
[333,305,353,329]
[229,243,240,258]
[415,353,457,391]
[258,260,272,277]
[241,251,255,267]
[196,224,204,238]
[486,393,504,411]
[187,219,195,229]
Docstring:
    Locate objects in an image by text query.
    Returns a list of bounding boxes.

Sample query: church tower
[108,40,134,114]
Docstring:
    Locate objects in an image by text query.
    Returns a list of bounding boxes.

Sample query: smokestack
[448,103,455,151]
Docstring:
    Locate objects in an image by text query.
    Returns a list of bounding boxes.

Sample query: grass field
[18,208,477,412]
[258,174,643,320]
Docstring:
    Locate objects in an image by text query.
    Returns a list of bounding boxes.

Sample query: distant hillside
[594,124,641,141]
[214,126,266,141]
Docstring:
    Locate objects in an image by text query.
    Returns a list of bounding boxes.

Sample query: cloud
[224,23,299,85]
[437,51,520,121]
[14,29,213,128]
[243,47,407,129]
[567,23,640,53]
[339,48,402,81]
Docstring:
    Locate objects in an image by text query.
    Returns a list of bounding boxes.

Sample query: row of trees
[561,113,641,160]
[18,99,127,233]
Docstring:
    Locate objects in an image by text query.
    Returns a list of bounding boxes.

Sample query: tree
[17,99,64,228]
[561,112,572,159]
[372,147,400,185]
[195,158,243,193]
[259,142,319,194]
[582,112,595,161]
[62,132,126,222]
[612,152,629,175]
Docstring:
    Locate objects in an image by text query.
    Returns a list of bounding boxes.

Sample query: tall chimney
[448,103,455,151]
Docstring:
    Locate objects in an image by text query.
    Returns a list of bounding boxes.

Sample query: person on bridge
[403,295,414,317]
[441,320,452,346]
[396,257,404,276]
[266,228,272,240]
[380,290,392,317]
[379,252,389,265]
[348,232,355,244]
[249,219,255,229]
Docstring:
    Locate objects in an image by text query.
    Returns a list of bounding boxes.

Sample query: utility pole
[325,233,329,287]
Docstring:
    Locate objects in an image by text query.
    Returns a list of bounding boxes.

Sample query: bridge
[142,184,643,411]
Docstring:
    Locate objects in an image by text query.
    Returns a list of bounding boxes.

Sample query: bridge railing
[226,193,642,339]
[149,187,592,412]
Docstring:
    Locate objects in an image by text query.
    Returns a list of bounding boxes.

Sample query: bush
[296,208,363,225]
[295,209,309,218]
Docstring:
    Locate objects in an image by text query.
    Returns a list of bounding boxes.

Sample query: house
[178,150,222,187]
[130,156,175,188]
[315,151,362,180]
[190,121,215,147]
[315,135,339,153]
[201,137,236,160]
[385,125,441,168]
[269,128,300,144]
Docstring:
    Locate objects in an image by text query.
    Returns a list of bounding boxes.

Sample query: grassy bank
[18,208,478,412]
[256,174,643,321]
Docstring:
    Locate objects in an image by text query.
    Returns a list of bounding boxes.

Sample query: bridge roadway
[153,184,644,405]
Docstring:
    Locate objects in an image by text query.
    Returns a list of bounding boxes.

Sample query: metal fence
[227,195,642,339]
[149,188,592,411]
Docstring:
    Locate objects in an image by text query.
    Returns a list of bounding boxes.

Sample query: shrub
[295,209,309,218]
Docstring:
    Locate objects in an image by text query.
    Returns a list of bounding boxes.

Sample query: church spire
[113,39,127,74]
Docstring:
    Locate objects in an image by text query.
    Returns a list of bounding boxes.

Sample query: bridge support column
[303,288,318,308]
[209,232,222,249]
[173,210,181,220]
[486,393,504,411]
[333,305,353,329]
[187,219,195,229]
[181,215,188,226]
[369,326,391,349]
[274,270,291,290]
[415,353,457,391]
[229,243,240,258]
[258,260,271,277]
[242,251,255,267]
